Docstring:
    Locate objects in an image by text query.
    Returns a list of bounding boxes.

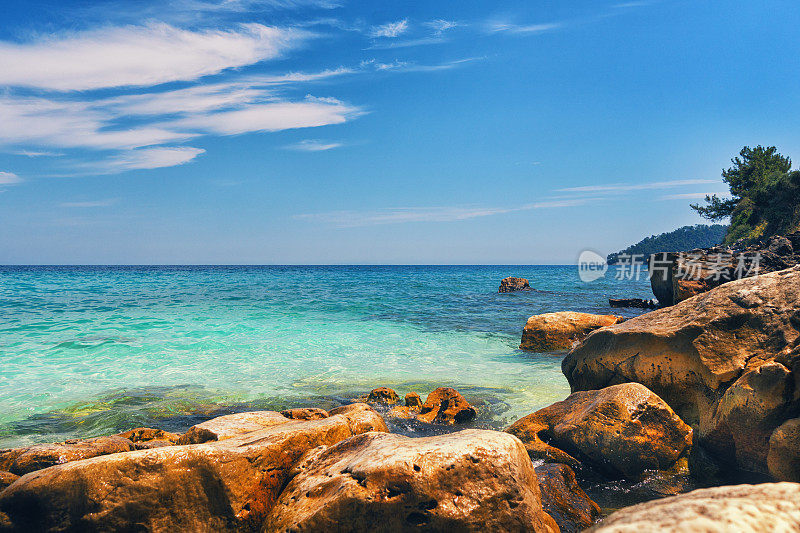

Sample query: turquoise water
[0,265,652,447]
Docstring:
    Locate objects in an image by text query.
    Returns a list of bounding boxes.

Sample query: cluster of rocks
[364,386,477,425]
[648,231,800,306]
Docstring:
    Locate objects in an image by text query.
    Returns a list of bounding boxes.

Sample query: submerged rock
[365,387,401,405]
[264,429,559,532]
[176,410,291,445]
[417,387,477,424]
[506,383,693,478]
[280,408,329,421]
[564,266,800,477]
[0,436,135,476]
[520,311,624,351]
[0,406,387,532]
[536,463,601,532]
[590,483,800,532]
[499,277,531,293]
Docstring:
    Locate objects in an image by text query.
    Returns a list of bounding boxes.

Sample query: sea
[0,265,653,449]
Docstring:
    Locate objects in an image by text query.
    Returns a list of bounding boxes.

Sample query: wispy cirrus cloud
[77,147,206,174]
[0,23,308,91]
[659,191,729,200]
[60,198,119,208]
[558,178,720,193]
[0,171,22,185]
[284,139,343,151]
[369,19,409,38]
[424,19,460,35]
[296,198,592,227]
[488,22,562,34]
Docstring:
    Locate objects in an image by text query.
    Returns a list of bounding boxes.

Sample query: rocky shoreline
[3,268,800,531]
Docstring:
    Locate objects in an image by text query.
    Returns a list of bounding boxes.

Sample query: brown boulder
[499,277,531,293]
[0,407,387,532]
[768,418,800,481]
[417,387,476,424]
[520,311,624,351]
[404,392,423,409]
[0,436,135,476]
[280,408,329,420]
[0,472,18,492]
[176,410,290,445]
[264,429,559,532]
[366,387,400,405]
[563,266,800,476]
[327,403,389,434]
[536,463,601,532]
[506,383,693,478]
[590,483,800,532]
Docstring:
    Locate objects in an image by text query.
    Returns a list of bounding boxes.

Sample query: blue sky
[0,0,798,264]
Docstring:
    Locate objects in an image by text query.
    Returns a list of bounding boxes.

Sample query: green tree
[691,146,800,244]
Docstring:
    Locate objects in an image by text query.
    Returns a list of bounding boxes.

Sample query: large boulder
[563,266,800,477]
[0,406,386,532]
[176,410,291,445]
[417,387,476,424]
[590,483,800,532]
[264,429,559,532]
[499,277,531,293]
[506,383,693,478]
[0,436,134,476]
[520,312,624,351]
[535,463,601,532]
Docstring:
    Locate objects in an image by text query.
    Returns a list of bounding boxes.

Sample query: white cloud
[60,198,118,207]
[0,171,22,185]
[297,198,591,227]
[84,146,206,174]
[558,179,720,193]
[12,150,64,157]
[369,19,409,38]
[424,19,460,35]
[659,192,729,200]
[284,139,343,151]
[0,23,307,91]
[488,22,562,34]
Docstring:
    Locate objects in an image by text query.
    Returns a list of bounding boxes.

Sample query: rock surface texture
[499,277,531,293]
[564,266,800,478]
[520,312,625,352]
[264,429,559,532]
[535,463,601,532]
[0,436,135,476]
[590,483,800,532]
[506,383,693,478]
[176,410,291,445]
[0,405,386,532]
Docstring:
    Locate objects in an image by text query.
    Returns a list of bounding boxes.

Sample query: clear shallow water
[0,265,652,447]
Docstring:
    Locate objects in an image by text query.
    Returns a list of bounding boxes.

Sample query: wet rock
[499,277,531,293]
[280,408,329,421]
[768,418,800,481]
[0,408,387,532]
[0,472,18,492]
[536,463,601,532]
[506,383,693,478]
[520,311,624,351]
[0,436,135,476]
[404,392,423,409]
[365,387,400,405]
[564,266,800,477]
[590,483,800,532]
[176,410,291,445]
[264,429,559,532]
[417,387,477,424]
[117,427,179,449]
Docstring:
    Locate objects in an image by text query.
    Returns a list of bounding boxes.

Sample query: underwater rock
[506,383,692,478]
[280,408,329,421]
[0,408,387,532]
[590,483,800,532]
[499,277,531,293]
[535,463,601,532]
[264,429,559,532]
[520,311,624,351]
[176,410,291,445]
[0,436,135,476]
[417,387,477,425]
[564,266,800,478]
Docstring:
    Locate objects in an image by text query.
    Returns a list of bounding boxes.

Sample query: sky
[0,0,799,264]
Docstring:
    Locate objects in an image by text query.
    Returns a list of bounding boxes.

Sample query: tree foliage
[607,224,728,264]
[691,146,800,244]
